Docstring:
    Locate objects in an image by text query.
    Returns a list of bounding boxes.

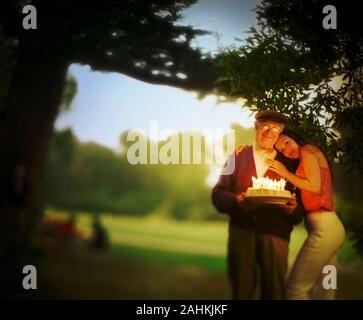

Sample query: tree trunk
[0,37,68,256]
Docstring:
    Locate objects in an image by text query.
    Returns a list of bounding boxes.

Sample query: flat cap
[255,110,287,123]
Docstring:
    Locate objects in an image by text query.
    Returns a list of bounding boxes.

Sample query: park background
[1,0,363,299]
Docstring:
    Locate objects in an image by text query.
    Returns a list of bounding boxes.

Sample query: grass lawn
[29,208,363,299]
[47,209,308,270]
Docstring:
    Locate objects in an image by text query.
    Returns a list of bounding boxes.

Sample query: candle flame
[251,176,286,191]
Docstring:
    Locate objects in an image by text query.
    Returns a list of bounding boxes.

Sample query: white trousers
[286,211,346,300]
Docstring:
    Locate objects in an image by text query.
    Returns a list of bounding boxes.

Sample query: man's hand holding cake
[236,191,258,210]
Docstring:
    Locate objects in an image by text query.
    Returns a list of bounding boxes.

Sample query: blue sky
[56,0,259,152]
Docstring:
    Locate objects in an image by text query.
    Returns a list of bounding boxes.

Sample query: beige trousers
[286,211,346,300]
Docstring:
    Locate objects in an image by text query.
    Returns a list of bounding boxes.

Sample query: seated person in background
[90,213,109,250]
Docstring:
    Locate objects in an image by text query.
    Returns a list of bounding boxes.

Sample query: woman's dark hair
[280,129,311,148]
[279,128,334,183]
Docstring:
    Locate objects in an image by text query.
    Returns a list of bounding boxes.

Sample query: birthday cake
[245,177,292,204]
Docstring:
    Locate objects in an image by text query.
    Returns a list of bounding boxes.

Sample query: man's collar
[253,141,276,154]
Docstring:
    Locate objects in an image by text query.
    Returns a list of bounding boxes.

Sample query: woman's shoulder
[301,144,320,155]
[301,144,329,167]
[301,144,317,151]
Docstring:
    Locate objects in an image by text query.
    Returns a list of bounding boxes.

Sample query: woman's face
[275,134,300,159]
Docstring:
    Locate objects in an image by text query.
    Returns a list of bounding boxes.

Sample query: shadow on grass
[4,234,363,299]
[25,241,230,300]
[110,244,227,275]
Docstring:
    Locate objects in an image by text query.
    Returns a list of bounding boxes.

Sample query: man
[211,110,304,300]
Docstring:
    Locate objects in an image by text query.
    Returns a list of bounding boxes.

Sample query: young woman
[265,129,345,300]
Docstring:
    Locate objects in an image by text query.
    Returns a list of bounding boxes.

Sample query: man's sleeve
[211,154,240,215]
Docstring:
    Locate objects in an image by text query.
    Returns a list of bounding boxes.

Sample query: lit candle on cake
[245,177,291,204]
[251,176,286,190]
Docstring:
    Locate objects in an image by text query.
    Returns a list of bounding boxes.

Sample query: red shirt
[296,159,334,212]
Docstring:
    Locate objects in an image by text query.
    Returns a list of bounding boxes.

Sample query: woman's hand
[265,159,290,179]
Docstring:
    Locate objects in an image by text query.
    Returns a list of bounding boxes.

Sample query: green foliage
[1,0,221,93]
[351,226,363,258]
[218,0,363,170]
[60,74,78,113]
[217,0,363,257]
[44,126,244,220]
[229,123,255,146]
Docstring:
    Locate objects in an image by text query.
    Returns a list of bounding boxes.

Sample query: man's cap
[255,110,287,124]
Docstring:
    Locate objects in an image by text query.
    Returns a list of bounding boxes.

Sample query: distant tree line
[42,125,255,220]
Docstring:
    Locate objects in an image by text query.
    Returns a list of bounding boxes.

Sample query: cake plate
[245,195,293,205]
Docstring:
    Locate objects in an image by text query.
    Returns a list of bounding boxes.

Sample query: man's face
[255,120,284,149]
